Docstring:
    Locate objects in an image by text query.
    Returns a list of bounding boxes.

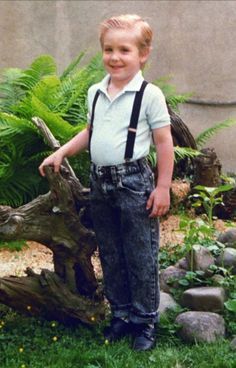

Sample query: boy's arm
[146,125,174,218]
[39,128,89,176]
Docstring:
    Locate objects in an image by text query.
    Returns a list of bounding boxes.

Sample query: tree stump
[193,147,222,187]
[0,117,105,325]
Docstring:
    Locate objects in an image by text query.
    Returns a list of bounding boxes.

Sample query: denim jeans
[90,158,160,324]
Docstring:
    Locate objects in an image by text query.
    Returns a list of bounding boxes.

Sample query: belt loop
[111,166,118,184]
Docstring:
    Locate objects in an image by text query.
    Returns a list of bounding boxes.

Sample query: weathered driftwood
[168,105,197,179]
[168,106,197,149]
[0,117,104,325]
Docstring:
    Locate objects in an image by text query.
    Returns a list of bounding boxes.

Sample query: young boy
[39,14,174,351]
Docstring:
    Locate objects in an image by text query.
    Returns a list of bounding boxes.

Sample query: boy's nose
[110,52,119,61]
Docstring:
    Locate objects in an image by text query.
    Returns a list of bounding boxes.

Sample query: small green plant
[0,239,27,251]
[190,184,234,226]
[224,277,236,335]
[179,216,214,248]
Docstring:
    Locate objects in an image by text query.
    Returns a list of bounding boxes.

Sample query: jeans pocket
[119,172,147,195]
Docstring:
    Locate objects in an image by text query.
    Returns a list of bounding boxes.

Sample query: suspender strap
[124,80,148,160]
[88,90,100,157]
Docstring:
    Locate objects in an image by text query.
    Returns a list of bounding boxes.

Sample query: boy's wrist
[156,184,171,190]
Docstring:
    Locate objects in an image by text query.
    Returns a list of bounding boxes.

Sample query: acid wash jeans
[90,157,160,325]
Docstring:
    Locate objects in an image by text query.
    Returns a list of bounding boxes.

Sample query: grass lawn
[0,306,235,368]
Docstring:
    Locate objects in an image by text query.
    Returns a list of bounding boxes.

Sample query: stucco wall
[1,0,236,172]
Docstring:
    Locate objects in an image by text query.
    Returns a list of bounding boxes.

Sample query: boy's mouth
[109,65,124,70]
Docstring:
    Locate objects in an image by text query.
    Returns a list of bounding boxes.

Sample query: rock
[186,244,215,274]
[211,274,225,286]
[216,247,236,273]
[218,229,236,248]
[175,257,189,270]
[160,266,187,293]
[175,311,225,343]
[159,292,179,315]
[230,336,236,351]
[181,286,226,312]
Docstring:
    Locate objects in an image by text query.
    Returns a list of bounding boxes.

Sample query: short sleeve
[145,84,171,130]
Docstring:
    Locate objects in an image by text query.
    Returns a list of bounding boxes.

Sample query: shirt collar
[97,70,144,95]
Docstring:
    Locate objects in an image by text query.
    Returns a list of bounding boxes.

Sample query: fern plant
[0,53,106,207]
[195,118,236,149]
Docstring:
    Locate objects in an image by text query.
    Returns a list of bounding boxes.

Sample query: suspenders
[88,80,148,161]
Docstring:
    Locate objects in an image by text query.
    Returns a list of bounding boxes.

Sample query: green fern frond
[0,113,37,137]
[0,68,25,113]
[13,96,75,141]
[57,54,105,125]
[16,55,57,90]
[30,96,75,141]
[148,145,200,169]
[30,75,61,110]
[174,146,201,162]
[196,118,236,149]
[60,51,85,80]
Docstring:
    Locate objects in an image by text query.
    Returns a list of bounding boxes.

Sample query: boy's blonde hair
[99,14,153,54]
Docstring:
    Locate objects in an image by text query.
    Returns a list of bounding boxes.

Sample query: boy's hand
[146,186,170,218]
[38,152,64,177]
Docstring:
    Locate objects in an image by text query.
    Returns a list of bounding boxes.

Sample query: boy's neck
[107,73,139,99]
[107,80,124,99]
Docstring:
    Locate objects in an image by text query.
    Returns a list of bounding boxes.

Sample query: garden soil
[0,215,227,278]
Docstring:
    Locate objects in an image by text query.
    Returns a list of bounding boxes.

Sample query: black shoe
[103,318,131,342]
[132,324,156,351]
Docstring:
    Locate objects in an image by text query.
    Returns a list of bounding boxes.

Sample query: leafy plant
[190,184,234,226]
[179,216,214,249]
[225,299,236,313]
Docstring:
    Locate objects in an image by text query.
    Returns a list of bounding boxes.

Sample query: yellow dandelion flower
[21,364,26,368]
[90,316,96,322]
[1,321,5,326]
[51,322,56,327]
[52,336,58,342]
[0,325,2,329]
[19,347,24,353]
[104,339,109,345]
[26,305,31,311]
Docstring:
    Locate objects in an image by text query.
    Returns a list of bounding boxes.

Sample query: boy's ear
[140,47,151,64]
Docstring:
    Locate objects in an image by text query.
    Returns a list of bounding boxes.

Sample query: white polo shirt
[87,71,170,166]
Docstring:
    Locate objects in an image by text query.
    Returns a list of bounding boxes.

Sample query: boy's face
[102,28,149,86]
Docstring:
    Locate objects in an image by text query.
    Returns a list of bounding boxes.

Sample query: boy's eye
[121,48,130,53]
[104,48,112,53]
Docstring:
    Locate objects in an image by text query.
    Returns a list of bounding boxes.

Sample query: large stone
[175,311,225,343]
[160,266,187,293]
[181,286,226,312]
[216,247,236,273]
[230,336,236,351]
[218,229,236,248]
[186,244,215,273]
[210,274,225,286]
[175,257,189,270]
[159,292,179,315]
